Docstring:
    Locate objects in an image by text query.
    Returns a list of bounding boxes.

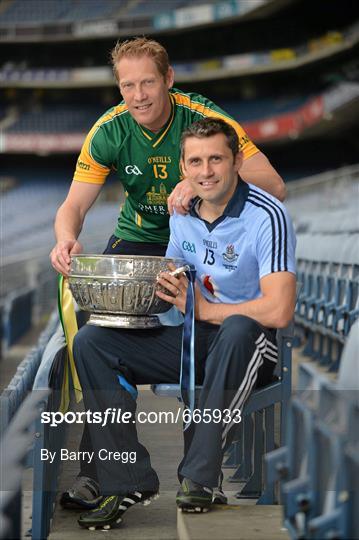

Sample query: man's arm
[50,181,102,276]
[156,271,296,329]
[239,151,286,202]
[196,272,296,328]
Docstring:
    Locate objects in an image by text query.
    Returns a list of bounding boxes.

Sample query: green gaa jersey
[74,88,258,244]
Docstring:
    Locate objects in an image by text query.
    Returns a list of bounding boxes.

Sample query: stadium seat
[337,319,359,397]
[0,0,122,24]
[30,309,89,539]
[294,233,359,370]
[265,321,359,539]
[0,389,49,540]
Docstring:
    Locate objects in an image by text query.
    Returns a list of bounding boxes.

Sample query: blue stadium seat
[0,389,50,540]
[337,319,359,398]
[265,320,359,539]
[294,233,359,370]
[0,0,122,24]
[31,322,68,540]
[30,309,89,539]
[125,0,193,19]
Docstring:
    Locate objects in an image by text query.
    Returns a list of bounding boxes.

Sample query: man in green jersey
[50,37,286,510]
[50,37,285,276]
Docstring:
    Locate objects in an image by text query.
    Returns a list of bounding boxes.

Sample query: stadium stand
[4,95,312,132]
[3,81,358,149]
[1,175,119,351]
[0,312,58,435]
[265,320,359,539]
[0,0,219,26]
[295,233,359,370]
[0,0,125,24]
[0,388,50,540]
[124,0,194,18]
[1,178,119,259]
[286,166,359,371]
[0,0,358,538]
[5,106,103,133]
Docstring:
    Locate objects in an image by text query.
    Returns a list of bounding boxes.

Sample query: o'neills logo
[78,159,90,171]
[147,156,172,164]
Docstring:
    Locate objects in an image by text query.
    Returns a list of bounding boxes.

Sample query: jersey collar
[189,178,249,219]
[138,94,175,148]
[224,178,249,217]
[189,179,249,232]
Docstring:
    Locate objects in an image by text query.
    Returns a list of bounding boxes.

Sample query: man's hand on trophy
[156,266,189,313]
[50,239,83,277]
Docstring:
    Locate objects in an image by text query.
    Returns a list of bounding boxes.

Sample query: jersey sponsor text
[137,203,167,215]
[203,239,218,249]
[147,156,172,164]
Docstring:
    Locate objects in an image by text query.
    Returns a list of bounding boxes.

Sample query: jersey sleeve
[165,214,184,259]
[255,206,296,279]
[73,120,113,185]
[181,91,258,160]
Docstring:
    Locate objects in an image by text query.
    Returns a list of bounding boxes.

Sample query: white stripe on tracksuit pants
[221,333,277,449]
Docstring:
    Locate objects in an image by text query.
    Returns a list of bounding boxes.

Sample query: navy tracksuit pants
[73,314,277,494]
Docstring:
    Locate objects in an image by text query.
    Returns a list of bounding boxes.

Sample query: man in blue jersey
[73,118,296,530]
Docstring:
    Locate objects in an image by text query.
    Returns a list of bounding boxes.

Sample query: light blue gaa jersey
[166,180,296,304]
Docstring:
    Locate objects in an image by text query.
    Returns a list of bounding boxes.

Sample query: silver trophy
[68,254,189,329]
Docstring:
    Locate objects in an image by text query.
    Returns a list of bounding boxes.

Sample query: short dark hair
[180,117,239,160]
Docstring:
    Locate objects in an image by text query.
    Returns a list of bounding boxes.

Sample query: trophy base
[88,313,161,329]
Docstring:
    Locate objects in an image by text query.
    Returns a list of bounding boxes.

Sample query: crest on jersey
[222,243,238,263]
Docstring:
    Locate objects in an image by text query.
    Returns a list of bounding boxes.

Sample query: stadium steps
[45,347,310,539]
[177,505,287,540]
[1,319,310,538]
[48,390,181,539]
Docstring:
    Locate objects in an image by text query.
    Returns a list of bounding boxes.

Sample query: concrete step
[177,504,288,540]
[49,389,182,539]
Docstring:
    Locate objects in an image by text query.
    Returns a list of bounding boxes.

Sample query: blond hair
[111,37,170,82]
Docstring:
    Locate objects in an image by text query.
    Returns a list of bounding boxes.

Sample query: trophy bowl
[68,254,189,329]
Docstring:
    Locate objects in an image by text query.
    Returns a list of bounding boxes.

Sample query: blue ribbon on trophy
[180,266,196,431]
